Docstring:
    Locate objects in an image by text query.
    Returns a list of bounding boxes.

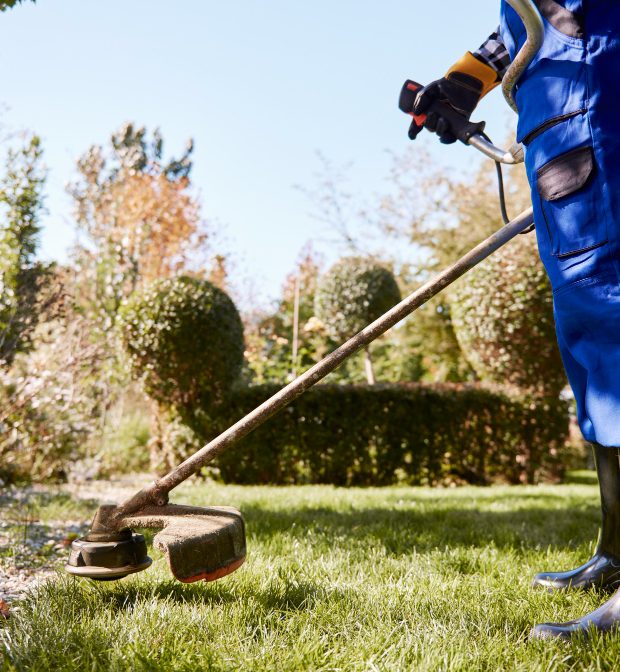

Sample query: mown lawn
[3,474,620,671]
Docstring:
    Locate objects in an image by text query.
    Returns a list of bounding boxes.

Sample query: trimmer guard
[125,504,246,583]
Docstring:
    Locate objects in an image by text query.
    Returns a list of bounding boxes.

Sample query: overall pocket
[524,109,609,260]
[536,145,607,258]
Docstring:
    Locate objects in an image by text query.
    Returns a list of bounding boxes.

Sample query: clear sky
[0,0,511,307]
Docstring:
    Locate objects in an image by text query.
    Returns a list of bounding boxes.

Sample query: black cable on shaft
[481,131,534,233]
[480,131,511,225]
[495,160,510,225]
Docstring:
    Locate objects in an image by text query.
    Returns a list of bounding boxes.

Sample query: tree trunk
[291,274,300,379]
[364,345,376,385]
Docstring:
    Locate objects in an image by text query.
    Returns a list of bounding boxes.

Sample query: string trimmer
[66,0,544,584]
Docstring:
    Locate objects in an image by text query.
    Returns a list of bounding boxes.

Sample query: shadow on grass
[564,470,598,485]
[238,502,602,555]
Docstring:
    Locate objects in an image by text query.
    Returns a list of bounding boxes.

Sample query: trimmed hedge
[118,276,244,409]
[187,383,569,486]
[449,234,565,396]
[315,257,401,341]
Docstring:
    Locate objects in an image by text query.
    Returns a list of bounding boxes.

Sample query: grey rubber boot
[533,445,620,592]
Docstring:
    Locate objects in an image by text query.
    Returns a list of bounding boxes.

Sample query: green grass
[3,480,620,670]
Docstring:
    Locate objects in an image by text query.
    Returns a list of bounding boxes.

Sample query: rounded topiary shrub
[315,257,401,340]
[449,233,566,397]
[118,276,244,408]
[314,257,401,384]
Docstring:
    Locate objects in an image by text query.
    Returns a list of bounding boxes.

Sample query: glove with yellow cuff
[404,52,500,143]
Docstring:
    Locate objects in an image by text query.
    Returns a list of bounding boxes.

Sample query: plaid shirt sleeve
[473,28,511,79]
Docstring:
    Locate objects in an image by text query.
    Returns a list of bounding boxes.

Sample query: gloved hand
[401,52,500,143]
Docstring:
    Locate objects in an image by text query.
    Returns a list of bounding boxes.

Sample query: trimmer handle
[399,79,523,165]
[398,80,486,144]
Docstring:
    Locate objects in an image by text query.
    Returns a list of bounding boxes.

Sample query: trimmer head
[65,529,152,581]
[65,503,246,584]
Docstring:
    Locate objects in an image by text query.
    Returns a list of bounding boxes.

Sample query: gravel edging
[0,475,154,606]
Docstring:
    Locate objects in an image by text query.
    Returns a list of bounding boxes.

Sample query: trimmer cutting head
[65,528,152,581]
[65,503,246,583]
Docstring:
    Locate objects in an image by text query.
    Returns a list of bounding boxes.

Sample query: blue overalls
[499,0,620,446]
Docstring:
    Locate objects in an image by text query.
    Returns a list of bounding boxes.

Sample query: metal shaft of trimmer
[111,207,535,520]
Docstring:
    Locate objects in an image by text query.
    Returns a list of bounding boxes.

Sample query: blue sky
[0,0,511,307]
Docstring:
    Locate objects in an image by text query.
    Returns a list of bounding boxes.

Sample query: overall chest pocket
[536,145,608,258]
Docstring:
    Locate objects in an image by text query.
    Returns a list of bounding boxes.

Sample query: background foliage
[314,256,401,383]
[0,123,229,483]
[0,309,104,482]
[372,148,534,385]
[0,0,34,10]
[244,248,422,386]
[244,247,327,384]
[0,135,51,366]
[0,119,576,483]
[69,123,202,335]
[314,257,401,342]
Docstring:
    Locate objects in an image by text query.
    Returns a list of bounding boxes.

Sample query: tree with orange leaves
[66,123,222,448]
[69,122,214,332]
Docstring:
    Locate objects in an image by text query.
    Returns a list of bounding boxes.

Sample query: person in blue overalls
[400,1,620,640]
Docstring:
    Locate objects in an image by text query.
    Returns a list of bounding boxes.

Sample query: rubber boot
[530,587,620,640]
[532,445,620,592]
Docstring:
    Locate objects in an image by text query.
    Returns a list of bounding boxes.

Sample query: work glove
[400,52,500,143]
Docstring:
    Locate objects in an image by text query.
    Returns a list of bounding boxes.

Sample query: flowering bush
[0,316,102,483]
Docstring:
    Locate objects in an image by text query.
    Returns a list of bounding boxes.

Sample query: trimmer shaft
[65,528,152,581]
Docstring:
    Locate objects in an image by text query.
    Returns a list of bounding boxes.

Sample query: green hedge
[187,383,569,486]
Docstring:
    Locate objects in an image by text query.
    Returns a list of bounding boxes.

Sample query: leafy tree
[66,123,219,450]
[245,248,423,386]
[244,246,327,384]
[69,123,203,332]
[0,134,51,366]
[0,0,35,10]
[314,257,401,384]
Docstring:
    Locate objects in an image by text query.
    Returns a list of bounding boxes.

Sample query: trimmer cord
[494,159,511,225]
[482,131,534,234]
